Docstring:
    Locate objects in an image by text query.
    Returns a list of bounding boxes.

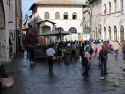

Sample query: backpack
[90,47,93,55]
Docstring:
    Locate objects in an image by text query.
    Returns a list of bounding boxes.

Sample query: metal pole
[60,28,61,42]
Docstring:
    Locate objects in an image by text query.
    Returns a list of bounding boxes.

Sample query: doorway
[120,25,124,43]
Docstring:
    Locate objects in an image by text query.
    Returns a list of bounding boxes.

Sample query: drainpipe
[15,0,17,57]
[0,81,2,94]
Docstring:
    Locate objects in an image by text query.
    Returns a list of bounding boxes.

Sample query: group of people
[80,39,125,78]
[20,44,35,65]
[21,39,125,77]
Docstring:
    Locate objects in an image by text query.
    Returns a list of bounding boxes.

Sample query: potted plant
[0,64,14,88]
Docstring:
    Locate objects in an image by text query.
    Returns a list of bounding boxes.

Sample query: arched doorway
[93,31,95,39]
[0,0,5,28]
[98,25,101,39]
[104,27,106,40]
[69,27,77,41]
[108,26,111,40]
[42,25,51,33]
[114,26,117,40]
[120,25,124,43]
[41,26,51,45]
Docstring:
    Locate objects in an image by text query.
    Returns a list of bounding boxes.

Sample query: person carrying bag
[46,45,56,73]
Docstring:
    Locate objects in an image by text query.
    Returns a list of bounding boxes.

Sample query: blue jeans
[101,60,107,74]
[114,50,118,59]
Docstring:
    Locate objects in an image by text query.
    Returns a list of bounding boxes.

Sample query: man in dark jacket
[29,45,35,65]
[99,45,110,75]
[80,43,85,67]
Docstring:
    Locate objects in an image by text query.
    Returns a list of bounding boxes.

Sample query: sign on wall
[0,0,5,28]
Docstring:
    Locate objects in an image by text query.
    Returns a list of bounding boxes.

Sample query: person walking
[92,42,97,58]
[29,45,35,65]
[122,42,125,60]
[82,46,91,78]
[57,44,62,60]
[46,45,55,73]
[112,40,120,59]
[109,40,112,51]
[26,44,30,58]
[70,42,77,61]
[80,43,85,67]
[99,45,112,75]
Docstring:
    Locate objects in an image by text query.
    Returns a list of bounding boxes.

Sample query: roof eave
[29,4,36,10]
[29,3,87,10]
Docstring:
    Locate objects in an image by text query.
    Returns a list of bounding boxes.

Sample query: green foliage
[0,65,9,78]
[85,0,90,8]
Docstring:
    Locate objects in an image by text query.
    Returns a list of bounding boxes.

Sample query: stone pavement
[2,51,125,94]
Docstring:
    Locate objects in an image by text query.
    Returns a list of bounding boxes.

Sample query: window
[72,12,77,19]
[55,12,60,19]
[109,2,111,14]
[64,12,68,19]
[45,12,49,19]
[121,0,123,11]
[114,0,117,12]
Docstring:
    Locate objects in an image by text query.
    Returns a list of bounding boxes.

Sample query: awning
[38,30,71,36]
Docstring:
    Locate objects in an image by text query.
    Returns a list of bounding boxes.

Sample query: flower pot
[0,77,14,88]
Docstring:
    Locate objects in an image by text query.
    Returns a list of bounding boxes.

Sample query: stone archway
[120,25,124,43]
[0,0,5,28]
[108,26,111,40]
[114,26,117,40]
[104,27,106,40]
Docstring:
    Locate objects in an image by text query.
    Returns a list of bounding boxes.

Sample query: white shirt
[96,43,101,49]
[46,48,55,57]
[109,41,112,45]
[67,43,71,46]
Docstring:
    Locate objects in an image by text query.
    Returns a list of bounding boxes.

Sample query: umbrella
[38,30,70,36]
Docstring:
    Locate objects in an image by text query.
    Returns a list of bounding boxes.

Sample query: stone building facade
[0,0,22,63]
[101,0,125,43]
[29,0,86,44]
[89,0,102,40]
[83,8,91,40]
[89,0,125,43]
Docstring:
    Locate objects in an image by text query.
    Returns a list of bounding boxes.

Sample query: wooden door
[120,31,124,43]
[109,31,111,40]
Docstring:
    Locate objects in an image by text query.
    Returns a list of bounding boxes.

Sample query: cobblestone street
[2,51,125,94]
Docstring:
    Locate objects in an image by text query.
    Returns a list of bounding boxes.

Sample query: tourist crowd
[20,39,125,79]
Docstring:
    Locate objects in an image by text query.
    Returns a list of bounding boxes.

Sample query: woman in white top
[82,46,90,78]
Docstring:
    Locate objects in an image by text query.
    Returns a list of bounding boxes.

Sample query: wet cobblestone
[2,51,125,94]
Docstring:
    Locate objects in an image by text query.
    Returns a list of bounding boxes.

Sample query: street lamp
[56,28,61,42]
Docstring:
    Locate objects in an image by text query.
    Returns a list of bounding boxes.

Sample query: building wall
[90,0,102,40]
[16,0,22,55]
[83,8,91,40]
[0,0,17,63]
[31,5,83,41]
[101,0,125,42]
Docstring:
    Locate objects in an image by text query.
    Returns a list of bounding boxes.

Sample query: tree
[85,0,90,8]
